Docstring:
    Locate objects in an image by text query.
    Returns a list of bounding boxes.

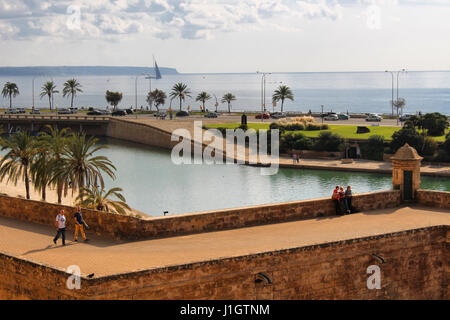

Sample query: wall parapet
[0,190,401,241]
[416,189,450,209]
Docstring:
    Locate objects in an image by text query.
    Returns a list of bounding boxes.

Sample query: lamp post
[256,71,271,120]
[396,68,406,105]
[385,70,394,116]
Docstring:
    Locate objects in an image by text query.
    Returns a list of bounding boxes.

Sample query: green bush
[305,123,322,131]
[281,132,312,151]
[285,123,305,131]
[421,112,448,136]
[320,124,329,130]
[361,135,385,161]
[420,137,438,157]
[390,127,422,153]
[313,132,343,152]
[440,132,450,155]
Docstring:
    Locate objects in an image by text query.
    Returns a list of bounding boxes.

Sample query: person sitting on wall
[332,186,342,215]
[74,206,89,242]
[339,186,350,214]
[345,186,353,214]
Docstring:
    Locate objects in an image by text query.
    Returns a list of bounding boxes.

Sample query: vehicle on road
[69,107,78,114]
[399,114,414,122]
[324,113,339,121]
[125,109,133,115]
[29,109,40,114]
[205,112,218,118]
[17,107,26,114]
[5,108,18,114]
[337,113,350,120]
[112,110,127,116]
[87,109,103,115]
[366,113,382,122]
[57,108,72,114]
[270,112,287,119]
[255,112,270,119]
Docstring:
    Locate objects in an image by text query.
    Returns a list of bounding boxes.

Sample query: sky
[1,0,450,73]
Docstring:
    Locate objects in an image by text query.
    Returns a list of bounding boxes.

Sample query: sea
[1,71,449,115]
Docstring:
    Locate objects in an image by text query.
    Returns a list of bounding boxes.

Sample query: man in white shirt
[53,210,67,246]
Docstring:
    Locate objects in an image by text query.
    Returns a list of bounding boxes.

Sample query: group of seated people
[331,185,354,215]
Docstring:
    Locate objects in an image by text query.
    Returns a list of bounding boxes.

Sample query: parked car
[17,107,26,114]
[112,110,127,116]
[338,113,350,120]
[29,109,40,114]
[125,109,133,115]
[324,113,339,121]
[255,112,270,119]
[69,107,78,114]
[205,112,218,118]
[87,109,103,115]
[57,108,71,114]
[5,108,18,114]
[366,113,382,122]
[399,114,413,122]
[270,112,287,119]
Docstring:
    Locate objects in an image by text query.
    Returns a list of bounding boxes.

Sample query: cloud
[2,0,444,41]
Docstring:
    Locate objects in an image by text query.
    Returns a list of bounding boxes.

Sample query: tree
[313,132,343,152]
[40,81,58,110]
[362,135,385,161]
[221,93,236,113]
[2,82,19,109]
[30,142,52,201]
[40,125,71,203]
[169,83,191,111]
[147,89,167,111]
[57,133,116,196]
[105,90,123,110]
[76,186,131,215]
[272,85,294,113]
[421,112,448,137]
[0,131,36,200]
[393,98,406,118]
[63,78,83,108]
[390,127,422,153]
[196,91,211,112]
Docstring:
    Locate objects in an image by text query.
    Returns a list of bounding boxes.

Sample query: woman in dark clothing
[345,186,353,214]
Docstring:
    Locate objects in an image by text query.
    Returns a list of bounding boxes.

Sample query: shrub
[313,132,343,152]
[356,126,370,134]
[281,132,312,151]
[285,123,305,131]
[361,135,384,160]
[176,111,189,117]
[305,123,322,131]
[421,112,448,136]
[320,124,329,130]
[419,137,438,157]
[390,127,422,153]
[441,132,450,155]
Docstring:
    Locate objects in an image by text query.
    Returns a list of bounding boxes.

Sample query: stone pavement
[0,206,448,277]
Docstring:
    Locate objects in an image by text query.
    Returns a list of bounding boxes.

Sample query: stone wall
[0,190,401,241]
[0,225,447,300]
[416,190,450,209]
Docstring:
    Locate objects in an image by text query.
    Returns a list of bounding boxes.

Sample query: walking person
[339,186,349,214]
[74,206,89,242]
[345,186,353,214]
[53,210,67,246]
[332,186,341,215]
[292,153,297,164]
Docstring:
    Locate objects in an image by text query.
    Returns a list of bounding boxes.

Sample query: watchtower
[391,143,423,201]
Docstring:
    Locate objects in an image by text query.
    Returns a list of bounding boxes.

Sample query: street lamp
[256,71,271,119]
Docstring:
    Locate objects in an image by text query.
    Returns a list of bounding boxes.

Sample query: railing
[0,114,111,121]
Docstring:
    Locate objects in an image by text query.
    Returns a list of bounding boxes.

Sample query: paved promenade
[0,206,448,277]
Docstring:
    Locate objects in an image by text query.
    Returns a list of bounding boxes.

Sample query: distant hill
[0,66,179,76]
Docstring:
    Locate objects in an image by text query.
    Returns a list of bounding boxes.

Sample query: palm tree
[196,91,211,112]
[147,89,167,111]
[63,78,83,108]
[30,142,52,201]
[105,90,123,110]
[221,93,236,113]
[0,131,36,200]
[40,125,71,203]
[170,83,191,111]
[40,81,59,110]
[76,186,131,215]
[57,133,116,196]
[272,85,294,113]
[2,82,19,109]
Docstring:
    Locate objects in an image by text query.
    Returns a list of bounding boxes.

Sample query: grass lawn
[206,123,449,141]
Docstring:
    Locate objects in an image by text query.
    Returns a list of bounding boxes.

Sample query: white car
[324,114,339,121]
[366,114,382,122]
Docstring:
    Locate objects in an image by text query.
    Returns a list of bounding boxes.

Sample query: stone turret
[391,143,423,201]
